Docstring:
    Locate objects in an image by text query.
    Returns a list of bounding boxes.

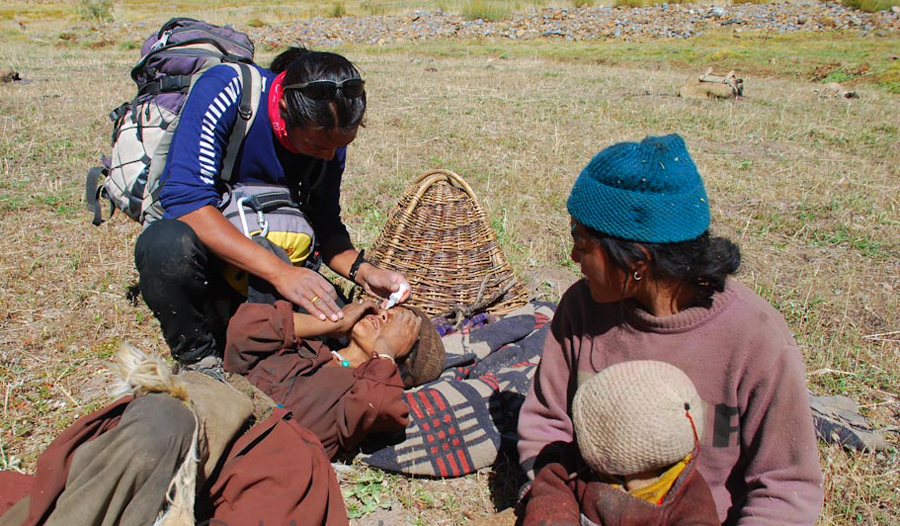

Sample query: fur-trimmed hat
[572,360,705,476]
[396,306,445,388]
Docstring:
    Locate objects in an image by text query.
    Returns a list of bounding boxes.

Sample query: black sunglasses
[283,78,366,100]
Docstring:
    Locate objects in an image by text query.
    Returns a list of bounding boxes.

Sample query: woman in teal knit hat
[517,134,823,525]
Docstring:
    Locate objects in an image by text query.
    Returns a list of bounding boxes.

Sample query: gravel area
[246,3,900,47]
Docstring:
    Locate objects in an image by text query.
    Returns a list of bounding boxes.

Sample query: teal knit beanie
[567,134,710,243]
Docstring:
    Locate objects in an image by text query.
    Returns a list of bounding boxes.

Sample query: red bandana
[269,71,300,154]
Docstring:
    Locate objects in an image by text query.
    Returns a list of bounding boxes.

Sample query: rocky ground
[243,2,900,48]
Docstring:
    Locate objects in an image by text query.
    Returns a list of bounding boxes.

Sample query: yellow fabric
[628,453,691,505]
[263,230,313,265]
[223,230,312,294]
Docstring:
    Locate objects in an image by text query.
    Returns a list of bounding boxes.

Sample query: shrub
[572,0,594,7]
[75,0,113,24]
[246,18,267,28]
[329,2,347,17]
[462,0,512,21]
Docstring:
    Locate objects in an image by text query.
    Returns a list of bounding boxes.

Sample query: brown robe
[0,397,132,526]
[224,300,411,458]
[208,409,348,525]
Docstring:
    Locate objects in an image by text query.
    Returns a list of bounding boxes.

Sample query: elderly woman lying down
[224,298,445,458]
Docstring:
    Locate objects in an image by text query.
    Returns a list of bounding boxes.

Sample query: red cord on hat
[685,402,701,456]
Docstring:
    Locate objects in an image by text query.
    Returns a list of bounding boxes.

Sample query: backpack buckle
[235,196,270,238]
[151,30,172,51]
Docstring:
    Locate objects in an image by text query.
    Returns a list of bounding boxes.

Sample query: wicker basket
[367,169,530,319]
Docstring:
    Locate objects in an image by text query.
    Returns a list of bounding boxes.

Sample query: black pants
[134,220,241,364]
[134,220,344,364]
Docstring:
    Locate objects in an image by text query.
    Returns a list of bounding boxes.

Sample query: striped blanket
[357,301,555,477]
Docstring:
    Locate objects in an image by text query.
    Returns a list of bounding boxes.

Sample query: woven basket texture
[368,170,530,318]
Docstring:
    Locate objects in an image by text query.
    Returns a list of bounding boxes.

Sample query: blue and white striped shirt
[159,64,349,243]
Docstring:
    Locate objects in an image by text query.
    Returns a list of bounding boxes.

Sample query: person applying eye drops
[133,46,411,370]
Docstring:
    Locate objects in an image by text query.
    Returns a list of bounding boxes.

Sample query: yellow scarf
[627,454,691,505]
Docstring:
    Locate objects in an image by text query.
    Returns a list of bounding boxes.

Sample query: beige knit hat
[396,306,445,388]
[572,360,705,476]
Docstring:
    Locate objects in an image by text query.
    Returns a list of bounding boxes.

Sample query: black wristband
[348,249,368,283]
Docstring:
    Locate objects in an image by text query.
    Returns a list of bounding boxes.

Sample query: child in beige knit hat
[522,360,720,526]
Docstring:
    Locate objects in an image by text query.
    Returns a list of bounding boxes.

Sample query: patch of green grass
[329,2,348,17]
[0,438,25,474]
[75,0,113,24]
[840,0,899,12]
[0,6,69,22]
[811,226,888,258]
[245,18,267,28]
[118,40,141,50]
[360,31,900,92]
[572,0,593,7]
[875,61,900,93]
[462,0,512,21]
[341,467,392,519]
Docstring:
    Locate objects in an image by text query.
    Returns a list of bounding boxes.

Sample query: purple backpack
[86,17,262,225]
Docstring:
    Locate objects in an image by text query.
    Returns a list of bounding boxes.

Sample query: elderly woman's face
[349,307,416,357]
[570,220,628,303]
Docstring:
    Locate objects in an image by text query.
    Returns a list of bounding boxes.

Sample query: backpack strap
[85,166,114,226]
[243,190,296,214]
[220,63,261,186]
[137,74,193,97]
[147,62,262,214]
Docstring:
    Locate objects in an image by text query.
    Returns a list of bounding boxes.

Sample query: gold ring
[310,295,320,303]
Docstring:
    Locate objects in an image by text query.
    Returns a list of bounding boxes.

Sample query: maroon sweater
[517,279,823,525]
[224,301,410,459]
[524,452,720,526]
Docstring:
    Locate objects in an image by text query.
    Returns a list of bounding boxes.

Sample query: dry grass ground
[1,6,898,525]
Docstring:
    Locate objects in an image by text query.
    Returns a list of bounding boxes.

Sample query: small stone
[892,5,900,14]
